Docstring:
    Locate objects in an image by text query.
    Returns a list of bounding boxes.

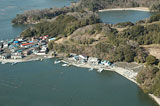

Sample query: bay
[0,0,159,105]
[0,59,158,106]
[98,10,156,24]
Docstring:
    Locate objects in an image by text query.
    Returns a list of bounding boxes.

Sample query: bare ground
[141,44,160,59]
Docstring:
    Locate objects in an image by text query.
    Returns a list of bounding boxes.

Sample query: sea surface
[0,59,159,106]
[0,0,77,40]
[0,0,159,106]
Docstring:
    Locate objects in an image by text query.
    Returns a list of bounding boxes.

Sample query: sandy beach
[98,7,150,12]
[149,94,160,106]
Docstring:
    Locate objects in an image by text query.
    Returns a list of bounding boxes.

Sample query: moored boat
[97,68,103,73]
[1,61,7,64]
[89,68,94,71]
[11,62,17,65]
[54,60,61,64]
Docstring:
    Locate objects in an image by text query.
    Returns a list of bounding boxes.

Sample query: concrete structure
[0,53,11,59]
[11,55,23,60]
[36,52,46,55]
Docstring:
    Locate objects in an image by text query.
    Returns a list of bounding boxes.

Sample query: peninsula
[2,0,160,105]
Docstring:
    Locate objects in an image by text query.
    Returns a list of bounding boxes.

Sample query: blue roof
[14,41,19,43]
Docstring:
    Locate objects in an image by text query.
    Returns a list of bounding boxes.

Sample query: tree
[146,55,157,65]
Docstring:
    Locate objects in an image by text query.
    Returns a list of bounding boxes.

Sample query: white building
[11,55,23,60]
[88,57,99,65]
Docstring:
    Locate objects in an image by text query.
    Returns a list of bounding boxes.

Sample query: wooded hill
[78,0,160,11]
[12,0,160,25]
[13,0,160,96]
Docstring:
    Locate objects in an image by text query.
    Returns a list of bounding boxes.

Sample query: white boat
[89,68,94,71]
[1,61,7,64]
[62,64,68,67]
[97,68,103,73]
[11,62,17,65]
[54,60,61,64]
[62,64,71,67]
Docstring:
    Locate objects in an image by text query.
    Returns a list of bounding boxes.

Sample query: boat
[62,64,71,67]
[88,68,94,71]
[97,68,103,73]
[62,64,68,67]
[1,61,7,64]
[11,62,17,65]
[54,60,61,64]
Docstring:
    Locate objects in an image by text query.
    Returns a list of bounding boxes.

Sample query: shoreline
[62,58,160,106]
[149,94,160,106]
[98,7,150,12]
[1,55,160,105]
[0,55,54,64]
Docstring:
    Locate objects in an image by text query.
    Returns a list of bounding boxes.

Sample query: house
[17,38,24,41]
[79,55,88,60]
[48,38,56,42]
[88,57,99,65]
[8,39,14,44]
[71,2,78,7]
[13,41,19,44]
[0,53,11,59]
[69,53,77,57]
[0,43,3,48]
[33,47,40,54]
[101,60,112,66]
[3,42,9,48]
[40,45,48,52]
[23,50,32,56]
[9,44,18,49]
[21,43,33,48]
[73,55,79,61]
[79,55,88,63]
[36,51,46,55]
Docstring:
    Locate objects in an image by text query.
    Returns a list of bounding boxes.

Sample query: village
[59,53,114,72]
[0,35,56,64]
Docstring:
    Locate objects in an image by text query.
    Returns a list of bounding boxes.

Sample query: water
[98,10,156,24]
[0,0,78,40]
[0,59,158,106]
[0,0,159,105]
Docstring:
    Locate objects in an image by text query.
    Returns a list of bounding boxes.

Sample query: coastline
[0,54,159,105]
[62,58,160,106]
[0,55,54,64]
[149,94,160,106]
[98,7,150,12]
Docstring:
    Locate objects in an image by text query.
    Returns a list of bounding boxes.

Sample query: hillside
[12,0,160,25]
[78,0,160,11]
[12,0,160,100]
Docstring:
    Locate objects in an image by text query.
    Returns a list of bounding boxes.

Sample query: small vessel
[11,62,17,65]
[62,64,70,67]
[1,61,7,64]
[97,68,103,73]
[62,64,68,66]
[89,68,94,71]
[40,58,43,61]
[54,60,61,64]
